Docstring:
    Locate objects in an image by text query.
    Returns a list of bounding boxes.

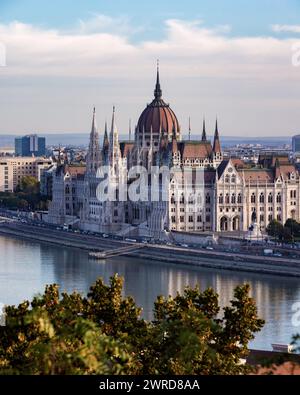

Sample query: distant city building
[0,157,52,192]
[0,147,14,157]
[15,134,46,157]
[292,135,300,153]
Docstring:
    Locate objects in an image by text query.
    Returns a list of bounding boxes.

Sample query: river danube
[1,234,300,350]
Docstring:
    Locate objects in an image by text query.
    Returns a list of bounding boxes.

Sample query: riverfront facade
[47,68,300,238]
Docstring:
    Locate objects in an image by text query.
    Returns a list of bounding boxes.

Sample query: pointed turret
[171,124,178,153]
[213,118,222,154]
[129,119,132,141]
[154,60,162,100]
[103,120,109,148]
[102,120,109,165]
[108,106,121,175]
[87,107,101,173]
[202,118,207,141]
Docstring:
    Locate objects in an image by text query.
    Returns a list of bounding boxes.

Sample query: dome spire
[154,59,162,99]
[213,117,222,154]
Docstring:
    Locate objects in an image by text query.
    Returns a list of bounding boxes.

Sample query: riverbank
[1,223,300,278]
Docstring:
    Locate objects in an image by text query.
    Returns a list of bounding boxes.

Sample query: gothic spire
[87,107,101,173]
[213,117,222,154]
[188,117,191,141]
[108,106,121,174]
[202,118,207,141]
[109,106,118,148]
[171,123,178,154]
[103,119,108,143]
[129,119,132,141]
[154,60,162,100]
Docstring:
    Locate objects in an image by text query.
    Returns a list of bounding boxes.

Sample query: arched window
[179,194,185,204]
[251,193,256,204]
[225,175,230,183]
[231,194,236,204]
[171,194,175,204]
[219,194,224,204]
[259,193,264,204]
[237,193,242,204]
[268,193,273,204]
[206,193,211,204]
[231,175,236,184]
[225,193,230,204]
[276,193,281,203]
[65,185,70,194]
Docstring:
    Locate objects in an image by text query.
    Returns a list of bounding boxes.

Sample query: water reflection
[1,235,300,350]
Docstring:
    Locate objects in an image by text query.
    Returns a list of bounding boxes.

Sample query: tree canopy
[0,275,264,375]
[267,218,300,242]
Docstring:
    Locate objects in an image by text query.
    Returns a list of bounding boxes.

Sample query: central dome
[137,66,180,146]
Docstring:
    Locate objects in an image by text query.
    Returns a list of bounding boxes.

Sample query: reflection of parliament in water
[47,65,300,238]
[45,243,298,328]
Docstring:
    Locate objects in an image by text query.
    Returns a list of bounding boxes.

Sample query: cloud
[0,16,299,136]
[0,17,297,79]
[271,24,300,34]
[77,13,143,36]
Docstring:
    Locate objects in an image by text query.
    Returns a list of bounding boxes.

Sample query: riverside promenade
[1,222,300,278]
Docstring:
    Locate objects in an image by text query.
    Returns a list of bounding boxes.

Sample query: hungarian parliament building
[47,68,300,239]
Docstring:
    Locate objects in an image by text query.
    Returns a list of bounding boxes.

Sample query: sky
[0,0,300,138]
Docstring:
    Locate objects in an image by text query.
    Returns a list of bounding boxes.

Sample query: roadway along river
[0,234,300,351]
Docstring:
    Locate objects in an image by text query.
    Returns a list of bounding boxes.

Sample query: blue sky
[1,0,300,39]
[0,0,300,137]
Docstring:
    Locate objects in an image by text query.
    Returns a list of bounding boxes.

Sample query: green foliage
[267,218,300,242]
[267,220,284,239]
[285,219,300,240]
[0,275,264,375]
[17,176,39,194]
[0,176,48,211]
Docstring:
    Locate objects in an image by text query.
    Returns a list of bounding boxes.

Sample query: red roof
[178,141,213,160]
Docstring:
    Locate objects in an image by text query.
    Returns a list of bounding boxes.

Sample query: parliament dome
[136,66,180,145]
